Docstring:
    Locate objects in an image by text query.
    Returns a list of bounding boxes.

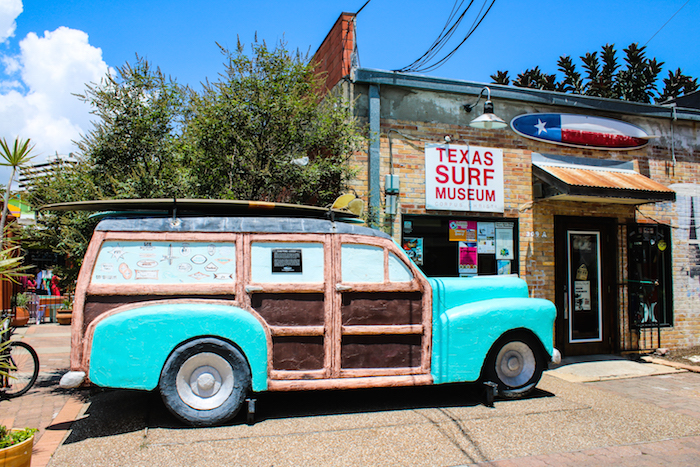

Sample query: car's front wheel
[159,338,250,426]
[483,334,544,398]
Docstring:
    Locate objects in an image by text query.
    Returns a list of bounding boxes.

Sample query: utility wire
[394,0,496,73]
[643,0,691,47]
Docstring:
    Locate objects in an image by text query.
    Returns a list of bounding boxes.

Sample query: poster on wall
[402,237,424,266]
[495,222,514,260]
[458,242,478,275]
[497,259,511,275]
[425,143,504,212]
[574,281,592,311]
[449,220,476,242]
[477,222,495,253]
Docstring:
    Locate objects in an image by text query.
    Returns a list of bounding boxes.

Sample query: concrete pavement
[6,324,700,466]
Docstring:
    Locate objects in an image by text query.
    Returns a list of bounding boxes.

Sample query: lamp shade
[469,100,507,130]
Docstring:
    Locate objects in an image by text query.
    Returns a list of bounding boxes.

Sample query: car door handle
[336,284,352,291]
[245,285,263,293]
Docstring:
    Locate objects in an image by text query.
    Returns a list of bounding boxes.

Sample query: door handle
[245,285,263,293]
[336,284,352,291]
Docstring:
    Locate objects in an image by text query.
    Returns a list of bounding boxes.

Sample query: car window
[91,241,236,284]
[341,244,384,283]
[388,252,413,282]
[251,242,324,283]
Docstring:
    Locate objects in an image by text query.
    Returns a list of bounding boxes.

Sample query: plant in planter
[56,297,73,326]
[0,425,37,466]
[10,293,30,327]
[1,320,37,466]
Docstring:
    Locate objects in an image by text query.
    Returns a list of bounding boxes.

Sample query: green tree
[74,57,189,199]
[26,40,364,280]
[183,39,363,205]
[0,137,35,242]
[492,42,694,104]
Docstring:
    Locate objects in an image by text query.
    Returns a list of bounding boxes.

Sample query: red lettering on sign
[453,167,465,184]
[484,152,493,166]
[459,149,469,164]
[486,190,495,202]
[448,149,457,163]
[484,169,494,185]
[436,147,446,162]
[472,151,482,165]
[436,165,449,183]
[469,168,481,185]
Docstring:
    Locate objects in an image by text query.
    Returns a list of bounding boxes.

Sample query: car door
[334,235,432,378]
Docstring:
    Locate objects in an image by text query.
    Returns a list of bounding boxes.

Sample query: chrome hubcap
[176,352,234,410]
[495,341,536,388]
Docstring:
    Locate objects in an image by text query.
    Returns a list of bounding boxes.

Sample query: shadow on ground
[63,383,553,444]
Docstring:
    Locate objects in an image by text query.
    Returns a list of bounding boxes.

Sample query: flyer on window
[497,259,511,275]
[449,220,477,242]
[495,222,514,260]
[458,241,478,275]
[402,237,424,266]
[477,222,495,254]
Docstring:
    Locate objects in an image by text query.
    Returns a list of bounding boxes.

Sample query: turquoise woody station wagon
[55,199,560,426]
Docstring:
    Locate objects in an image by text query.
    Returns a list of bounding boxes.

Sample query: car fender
[88,302,269,392]
[431,297,556,384]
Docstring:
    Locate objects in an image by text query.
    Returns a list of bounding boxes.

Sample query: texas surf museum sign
[425,144,504,213]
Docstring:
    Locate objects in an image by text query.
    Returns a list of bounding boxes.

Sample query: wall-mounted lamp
[463,86,507,130]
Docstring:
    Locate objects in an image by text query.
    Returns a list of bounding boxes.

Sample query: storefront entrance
[555,216,617,356]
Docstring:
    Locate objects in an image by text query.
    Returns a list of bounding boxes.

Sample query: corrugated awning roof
[532,154,676,204]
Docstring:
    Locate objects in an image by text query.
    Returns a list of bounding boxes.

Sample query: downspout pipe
[368,83,381,227]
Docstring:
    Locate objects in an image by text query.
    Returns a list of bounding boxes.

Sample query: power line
[394,0,496,73]
[643,0,691,48]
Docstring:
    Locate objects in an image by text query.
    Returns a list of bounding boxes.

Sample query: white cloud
[0,26,110,162]
[0,0,22,44]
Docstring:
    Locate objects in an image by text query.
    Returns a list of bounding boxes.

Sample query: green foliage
[492,42,695,104]
[0,137,36,240]
[183,39,362,205]
[0,426,37,449]
[25,40,364,280]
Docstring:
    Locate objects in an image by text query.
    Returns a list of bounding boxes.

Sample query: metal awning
[532,154,676,204]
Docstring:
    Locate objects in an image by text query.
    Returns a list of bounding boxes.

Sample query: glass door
[567,231,603,343]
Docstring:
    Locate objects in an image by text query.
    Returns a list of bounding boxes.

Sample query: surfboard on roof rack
[40,198,361,221]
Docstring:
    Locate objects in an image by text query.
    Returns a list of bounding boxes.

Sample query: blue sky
[1,0,699,183]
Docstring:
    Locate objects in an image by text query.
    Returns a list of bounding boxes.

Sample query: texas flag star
[534,119,548,134]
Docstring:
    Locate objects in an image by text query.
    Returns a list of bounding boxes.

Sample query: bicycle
[1,311,40,399]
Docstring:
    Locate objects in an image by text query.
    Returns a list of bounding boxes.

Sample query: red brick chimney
[313,12,356,93]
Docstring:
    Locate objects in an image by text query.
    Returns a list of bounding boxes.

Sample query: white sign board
[425,144,504,212]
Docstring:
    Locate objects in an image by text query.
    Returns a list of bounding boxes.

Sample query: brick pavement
[1,323,85,467]
[469,370,700,466]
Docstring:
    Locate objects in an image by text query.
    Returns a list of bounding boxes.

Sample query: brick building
[315,13,700,356]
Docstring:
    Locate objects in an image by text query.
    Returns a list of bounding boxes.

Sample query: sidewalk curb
[642,356,700,373]
[31,394,89,467]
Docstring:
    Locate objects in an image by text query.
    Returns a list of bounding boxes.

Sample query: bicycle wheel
[2,341,39,398]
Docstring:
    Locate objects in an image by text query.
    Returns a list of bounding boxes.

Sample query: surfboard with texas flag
[511,113,651,150]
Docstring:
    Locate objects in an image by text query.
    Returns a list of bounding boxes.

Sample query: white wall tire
[160,338,250,426]
[483,334,544,398]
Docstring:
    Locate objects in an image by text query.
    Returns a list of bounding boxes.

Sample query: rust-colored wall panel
[272,336,325,370]
[252,293,325,326]
[341,335,422,368]
[341,292,423,325]
[83,295,236,332]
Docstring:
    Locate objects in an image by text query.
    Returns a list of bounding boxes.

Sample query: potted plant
[0,425,36,467]
[10,293,30,327]
[1,319,37,466]
[56,296,73,325]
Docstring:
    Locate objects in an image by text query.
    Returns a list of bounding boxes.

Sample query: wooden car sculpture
[56,200,559,426]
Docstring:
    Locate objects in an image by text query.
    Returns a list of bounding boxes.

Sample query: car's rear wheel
[483,333,544,398]
[160,338,250,426]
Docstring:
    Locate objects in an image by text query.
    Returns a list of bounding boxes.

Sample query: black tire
[2,341,40,398]
[482,333,544,398]
[159,338,251,427]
